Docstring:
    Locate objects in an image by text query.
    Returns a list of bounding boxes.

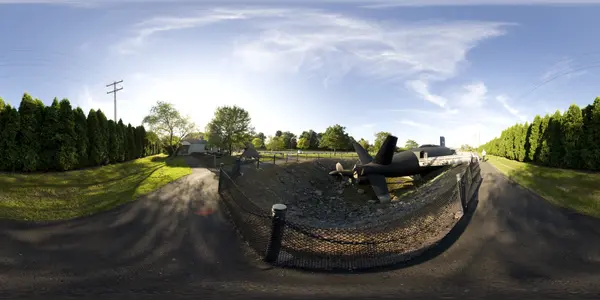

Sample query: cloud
[405,80,448,107]
[116,7,510,82]
[496,95,527,121]
[362,0,600,8]
[457,82,487,107]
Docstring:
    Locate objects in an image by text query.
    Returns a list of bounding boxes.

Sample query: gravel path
[1,160,600,299]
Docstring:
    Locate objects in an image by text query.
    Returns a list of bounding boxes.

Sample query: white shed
[178,139,208,155]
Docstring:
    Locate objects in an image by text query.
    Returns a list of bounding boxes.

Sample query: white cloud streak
[496,95,527,121]
[405,80,448,108]
[116,7,510,84]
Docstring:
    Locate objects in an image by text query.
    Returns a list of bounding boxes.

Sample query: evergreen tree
[117,119,126,162]
[96,109,109,165]
[0,105,21,171]
[139,126,147,157]
[538,114,552,165]
[55,99,77,171]
[17,93,43,171]
[87,109,103,166]
[40,99,61,171]
[528,115,542,162]
[547,110,564,168]
[561,104,584,169]
[516,123,528,162]
[107,120,119,163]
[73,107,88,168]
[584,97,600,170]
[127,124,136,160]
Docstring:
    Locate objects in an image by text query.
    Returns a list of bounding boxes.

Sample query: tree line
[480,97,600,171]
[0,94,160,172]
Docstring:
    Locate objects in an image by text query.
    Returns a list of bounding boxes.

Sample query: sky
[2,0,600,148]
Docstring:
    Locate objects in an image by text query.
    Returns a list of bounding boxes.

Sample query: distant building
[178,138,208,155]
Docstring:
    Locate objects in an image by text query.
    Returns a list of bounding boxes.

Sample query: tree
[319,124,350,152]
[39,99,61,170]
[205,105,254,155]
[126,124,136,160]
[17,93,44,171]
[186,132,204,140]
[266,135,285,151]
[56,99,77,171]
[107,120,118,163]
[405,139,419,150]
[145,131,160,155]
[252,137,264,149]
[358,138,370,152]
[137,126,147,157]
[96,109,109,164]
[583,97,600,170]
[297,137,310,150]
[143,101,196,156]
[0,97,5,112]
[538,114,551,165]
[373,131,392,153]
[528,115,542,162]
[547,110,564,167]
[561,104,584,169]
[256,132,266,146]
[87,109,103,166]
[281,131,297,149]
[275,130,282,137]
[117,119,127,162]
[73,107,89,168]
[0,105,20,171]
[300,130,319,149]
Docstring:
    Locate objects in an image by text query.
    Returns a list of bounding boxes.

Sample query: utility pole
[106,80,123,122]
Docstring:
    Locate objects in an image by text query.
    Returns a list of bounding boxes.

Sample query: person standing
[482,149,486,161]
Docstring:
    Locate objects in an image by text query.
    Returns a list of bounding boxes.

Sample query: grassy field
[0,154,192,221]
[487,155,600,218]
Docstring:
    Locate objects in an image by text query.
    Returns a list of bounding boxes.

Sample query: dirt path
[1,160,600,299]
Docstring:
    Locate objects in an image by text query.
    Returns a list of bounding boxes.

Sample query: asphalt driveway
[1,159,599,299]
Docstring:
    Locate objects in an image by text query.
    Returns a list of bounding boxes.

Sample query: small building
[178,138,208,155]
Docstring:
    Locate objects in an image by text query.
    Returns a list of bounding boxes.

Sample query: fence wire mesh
[218,158,482,271]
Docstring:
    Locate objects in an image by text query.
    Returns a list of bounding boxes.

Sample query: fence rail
[217,157,482,271]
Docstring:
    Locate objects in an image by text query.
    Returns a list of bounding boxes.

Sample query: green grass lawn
[0,154,192,221]
[487,155,600,218]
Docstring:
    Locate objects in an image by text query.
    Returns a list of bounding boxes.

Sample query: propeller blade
[335,162,344,172]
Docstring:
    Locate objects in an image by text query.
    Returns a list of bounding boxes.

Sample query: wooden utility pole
[106,80,123,122]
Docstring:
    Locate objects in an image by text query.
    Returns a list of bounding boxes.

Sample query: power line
[106,80,123,122]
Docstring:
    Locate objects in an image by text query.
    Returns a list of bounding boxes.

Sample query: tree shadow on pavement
[441,163,600,289]
[0,168,266,297]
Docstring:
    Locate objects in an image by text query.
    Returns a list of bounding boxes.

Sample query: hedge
[0,93,161,172]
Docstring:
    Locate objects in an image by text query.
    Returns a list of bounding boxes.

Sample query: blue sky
[2,0,600,148]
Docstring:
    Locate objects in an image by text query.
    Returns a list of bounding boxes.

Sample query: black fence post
[218,164,225,193]
[256,156,260,169]
[273,154,276,165]
[285,154,289,163]
[265,204,287,264]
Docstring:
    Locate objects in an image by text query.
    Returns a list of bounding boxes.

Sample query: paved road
[1,160,600,299]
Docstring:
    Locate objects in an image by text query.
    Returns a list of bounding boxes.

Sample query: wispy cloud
[116,7,510,82]
[405,80,448,108]
[496,95,527,121]
[362,0,600,8]
[457,82,487,107]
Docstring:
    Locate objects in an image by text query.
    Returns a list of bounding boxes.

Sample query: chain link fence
[217,158,483,271]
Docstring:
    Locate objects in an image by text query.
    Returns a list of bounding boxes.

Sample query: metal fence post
[296,152,299,162]
[218,164,225,193]
[213,154,217,168]
[286,154,289,163]
[273,154,276,165]
[256,156,260,169]
[265,204,287,263]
